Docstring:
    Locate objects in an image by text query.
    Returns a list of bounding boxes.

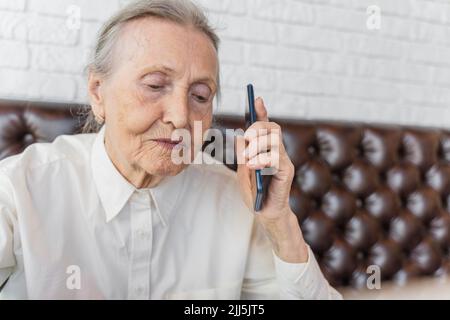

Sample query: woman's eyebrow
[144,64,217,89]
[192,77,217,90]
[140,64,176,76]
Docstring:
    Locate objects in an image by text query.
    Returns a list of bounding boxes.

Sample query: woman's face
[89,17,218,186]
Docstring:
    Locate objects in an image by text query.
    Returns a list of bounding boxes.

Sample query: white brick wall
[1,0,450,127]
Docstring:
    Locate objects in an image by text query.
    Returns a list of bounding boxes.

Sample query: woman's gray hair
[81,0,221,133]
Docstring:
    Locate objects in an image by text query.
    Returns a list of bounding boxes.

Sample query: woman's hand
[236,97,309,263]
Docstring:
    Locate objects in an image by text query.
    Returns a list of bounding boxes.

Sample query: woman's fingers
[243,133,280,161]
[247,151,279,171]
[244,121,281,140]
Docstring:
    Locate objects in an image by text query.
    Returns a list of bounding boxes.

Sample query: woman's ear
[87,70,106,121]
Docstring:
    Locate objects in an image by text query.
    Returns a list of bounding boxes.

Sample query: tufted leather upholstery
[212,116,450,290]
[0,100,83,160]
[1,100,450,290]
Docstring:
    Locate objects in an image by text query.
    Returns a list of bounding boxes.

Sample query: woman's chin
[144,160,187,177]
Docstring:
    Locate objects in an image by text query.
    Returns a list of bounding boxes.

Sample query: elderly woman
[0,0,341,299]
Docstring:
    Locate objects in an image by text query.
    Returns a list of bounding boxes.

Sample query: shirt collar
[91,126,188,224]
[149,167,187,227]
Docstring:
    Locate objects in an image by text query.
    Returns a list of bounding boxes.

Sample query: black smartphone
[245,84,272,212]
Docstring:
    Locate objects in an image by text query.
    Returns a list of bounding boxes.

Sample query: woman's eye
[193,94,208,102]
[147,84,163,90]
[191,84,212,103]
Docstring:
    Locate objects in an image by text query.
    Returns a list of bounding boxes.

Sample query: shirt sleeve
[0,170,16,289]
[241,219,342,300]
[272,245,343,299]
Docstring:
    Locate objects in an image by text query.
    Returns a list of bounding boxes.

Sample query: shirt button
[137,229,149,239]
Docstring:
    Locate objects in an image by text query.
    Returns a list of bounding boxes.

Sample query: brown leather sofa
[1,99,450,299]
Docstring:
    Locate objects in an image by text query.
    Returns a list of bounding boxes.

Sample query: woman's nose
[162,91,189,129]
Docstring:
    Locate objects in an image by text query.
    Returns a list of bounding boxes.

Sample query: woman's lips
[151,138,185,150]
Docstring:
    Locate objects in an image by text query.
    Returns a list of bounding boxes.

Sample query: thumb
[255,97,269,122]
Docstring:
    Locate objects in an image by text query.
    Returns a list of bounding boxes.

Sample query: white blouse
[0,126,342,300]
